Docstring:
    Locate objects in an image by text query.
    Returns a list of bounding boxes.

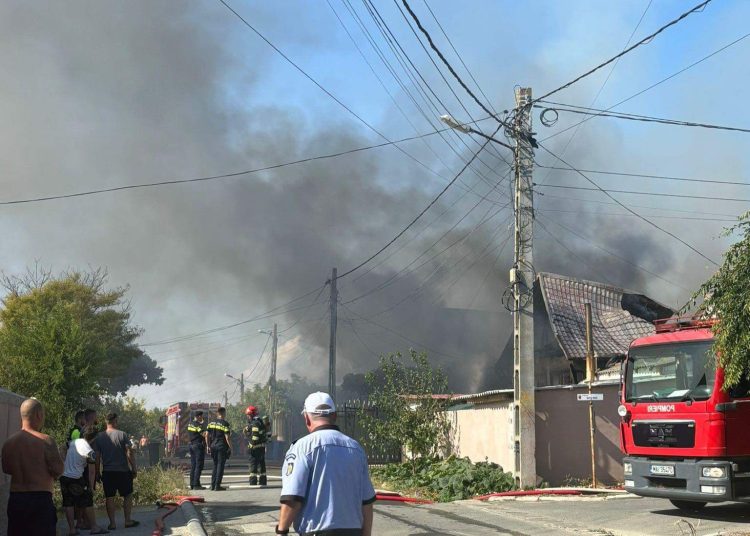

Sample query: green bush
[54,466,188,509]
[371,456,515,502]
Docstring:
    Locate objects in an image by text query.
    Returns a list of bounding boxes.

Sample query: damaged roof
[537,272,673,361]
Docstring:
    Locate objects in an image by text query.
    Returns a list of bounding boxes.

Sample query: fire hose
[375,493,433,504]
[152,495,205,536]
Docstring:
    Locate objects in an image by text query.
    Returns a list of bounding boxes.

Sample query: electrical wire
[538,184,750,203]
[399,0,512,132]
[537,143,719,266]
[537,213,691,294]
[539,31,750,144]
[140,284,328,346]
[536,208,735,223]
[216,0,505,202]
[534,0,712,103]
[536,164,750,188]
[537,101,750,134]
[337,124,501,279]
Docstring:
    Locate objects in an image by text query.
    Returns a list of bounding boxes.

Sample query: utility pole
[240,372,245,403]
[584,303,597,488]
[512,87,536,489]
[329,268,338,400]
[269,323,278,420]
[224,391,228,409]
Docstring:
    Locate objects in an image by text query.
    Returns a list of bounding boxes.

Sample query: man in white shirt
[278,392,375,536]
[60,425,108,535]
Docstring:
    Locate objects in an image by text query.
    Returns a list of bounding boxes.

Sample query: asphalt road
[189,465,750,536]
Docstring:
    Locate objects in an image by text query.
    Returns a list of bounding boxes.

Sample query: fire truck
[164,402,221,458]
[620,317,750,511]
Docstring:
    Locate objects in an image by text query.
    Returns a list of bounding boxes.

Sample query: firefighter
[207,407,231,491]
[242,405,268,487]
[187,410,207,490]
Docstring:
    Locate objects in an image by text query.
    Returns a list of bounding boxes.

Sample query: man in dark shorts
[94,412,139,530]
[61,425,108,534]
[1,398,64,536]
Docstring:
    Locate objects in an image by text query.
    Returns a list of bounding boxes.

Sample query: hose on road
[153,495,206,536]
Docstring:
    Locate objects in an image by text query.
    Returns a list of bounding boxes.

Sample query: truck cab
[620,317,750,511]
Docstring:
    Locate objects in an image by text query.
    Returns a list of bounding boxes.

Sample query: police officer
[242,406,269,487]
[278,392,375,536]
[206,407,231,491]
[187,410,207,490]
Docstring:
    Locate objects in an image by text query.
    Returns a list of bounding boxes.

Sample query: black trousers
[189,444,206,488]
[210,446,228,489]
[8,491,57,536]
[249,447,266,485]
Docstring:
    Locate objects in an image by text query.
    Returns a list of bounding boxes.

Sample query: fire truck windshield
[625,341,715,402]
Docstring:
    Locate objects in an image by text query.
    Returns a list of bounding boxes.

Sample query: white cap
[302,392,336,415]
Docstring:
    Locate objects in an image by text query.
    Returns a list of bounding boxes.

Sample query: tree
[695,214,750,389]
[360,350,452,467]
[0,268,164,441]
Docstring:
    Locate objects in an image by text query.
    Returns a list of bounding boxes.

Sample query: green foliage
[695,213,750,388]
[361,350,451,464]
[371,456,515,502]
[53,466,187,509]
[0,268,163,442]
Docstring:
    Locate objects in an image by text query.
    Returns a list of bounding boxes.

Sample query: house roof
[537,272,673,361]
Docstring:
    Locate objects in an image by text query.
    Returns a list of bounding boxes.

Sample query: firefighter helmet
[245,405,258,417]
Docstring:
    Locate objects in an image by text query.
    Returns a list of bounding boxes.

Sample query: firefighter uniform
[243,415,269,486]
[207,416,231,490]
[187,414,207,489]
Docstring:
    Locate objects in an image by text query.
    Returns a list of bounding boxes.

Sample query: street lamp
[225,372,244,402]
[440,114,515,150]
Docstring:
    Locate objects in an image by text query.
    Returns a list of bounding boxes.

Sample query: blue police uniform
[280,425,376,535]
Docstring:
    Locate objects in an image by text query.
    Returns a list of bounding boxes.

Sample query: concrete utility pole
[329,268,338,400]
[269,323,278,419]
[224,391,228,409]
[240,372,245,402]
[512,87,536,489]
[584,303,597,488]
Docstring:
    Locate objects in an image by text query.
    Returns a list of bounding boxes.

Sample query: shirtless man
[1,398,64,536]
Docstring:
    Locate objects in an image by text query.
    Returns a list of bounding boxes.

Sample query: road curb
[179,500,208,536]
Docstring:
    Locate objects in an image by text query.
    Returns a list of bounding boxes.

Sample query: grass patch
[370,456,515,502]
[54,466,188,509]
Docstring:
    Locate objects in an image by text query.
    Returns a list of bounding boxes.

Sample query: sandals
[124,520,140,528]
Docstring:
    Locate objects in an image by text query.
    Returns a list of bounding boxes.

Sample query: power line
[537,208,735,223]
[537,213,691,294]
[337,124,501,279]
[538,183,750,203]
[140,284,327,347]
[534,0,712,103]
[539,31,750,144]
[420,0,497,115]
[538,192,739,219]
[537,164,750,188]
[537,143,719,266]
[216,0,503,202]
[399,0,510,131]
[537,101,750,134]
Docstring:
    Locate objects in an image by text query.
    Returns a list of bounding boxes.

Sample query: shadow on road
[198,502,278,525]
[653,502,750,524]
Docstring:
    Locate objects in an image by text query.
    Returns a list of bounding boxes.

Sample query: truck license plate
[650,464,675,476]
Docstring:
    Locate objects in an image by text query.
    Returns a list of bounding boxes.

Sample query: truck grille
[632,420,695,448]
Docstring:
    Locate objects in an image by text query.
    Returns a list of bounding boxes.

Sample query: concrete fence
[446,382,623,486]
[0,389,25,536]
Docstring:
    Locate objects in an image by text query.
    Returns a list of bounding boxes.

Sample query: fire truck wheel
[669,499,707,512]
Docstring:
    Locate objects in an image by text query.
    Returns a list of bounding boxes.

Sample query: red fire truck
[164,402,221,458]
[620,317,750,511]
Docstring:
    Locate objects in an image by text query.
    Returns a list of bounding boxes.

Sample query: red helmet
[245,405,258,417]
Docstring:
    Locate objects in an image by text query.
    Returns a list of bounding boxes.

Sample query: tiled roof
[537,272,673,361]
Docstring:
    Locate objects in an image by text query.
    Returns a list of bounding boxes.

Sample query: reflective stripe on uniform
[187,425,203,433]
[207,423,230,433]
